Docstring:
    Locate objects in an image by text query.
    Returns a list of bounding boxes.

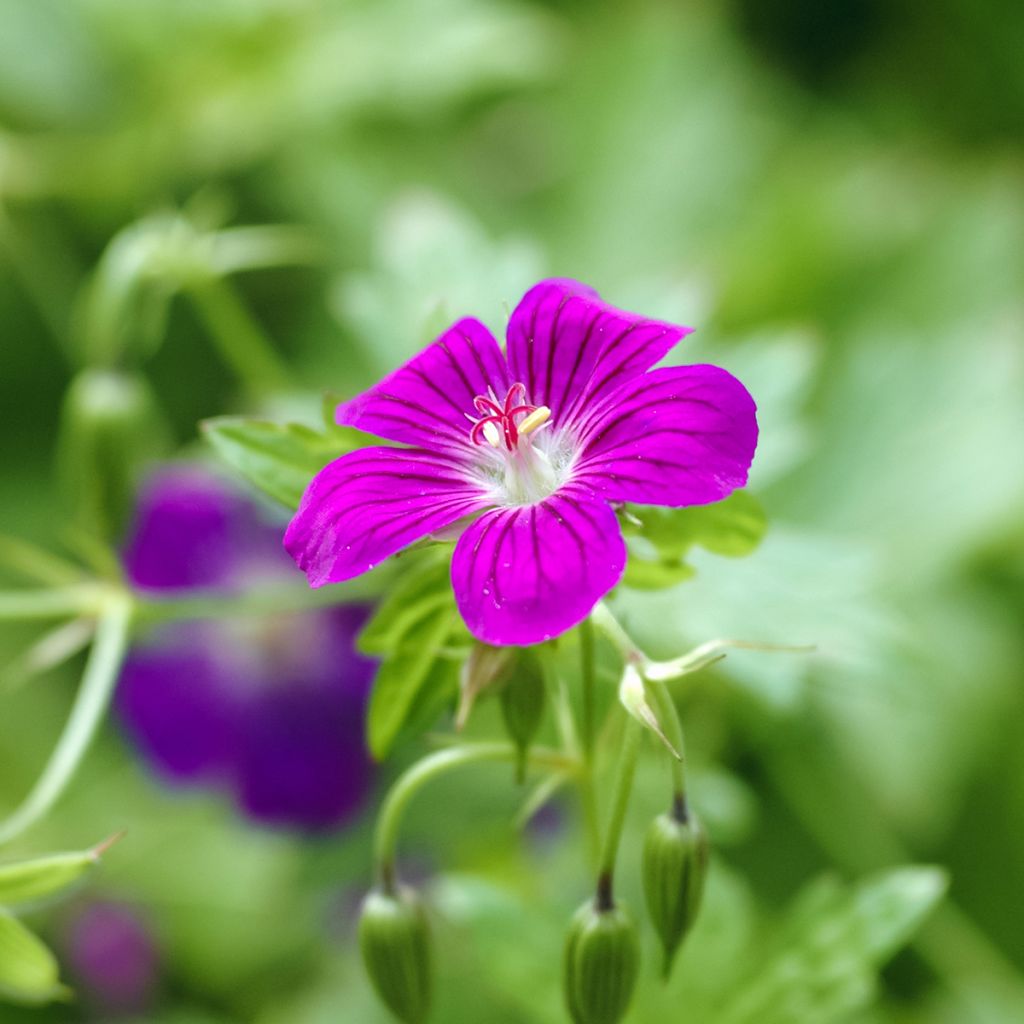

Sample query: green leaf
[0,910,67,1005]
[367,600,458,760]
[0,836,117,906]
[715,866,947,1024]
[622,491,767,591]
[358,551,452,656]
[202,416,367,509]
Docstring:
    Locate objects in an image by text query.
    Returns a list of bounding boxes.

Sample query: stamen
[468,382,547,453]
[517,406,551,436]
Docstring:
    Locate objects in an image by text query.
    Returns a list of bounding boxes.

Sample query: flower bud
[57,368,168,540]
[499,650,545,783]
[642,804,708,977]
[358,886,432,1024]
[563,900,639,1024]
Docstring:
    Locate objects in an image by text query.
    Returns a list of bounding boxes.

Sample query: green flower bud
[57,368,168,540]
[499,650,546,783]
[563,900,640,1024]
[642,804,709,978]
[358,886,432,1024]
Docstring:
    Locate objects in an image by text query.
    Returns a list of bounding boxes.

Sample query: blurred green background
[1,0,1023,1021]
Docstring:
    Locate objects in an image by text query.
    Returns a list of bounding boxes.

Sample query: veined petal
[336,318,511,451]
[575,365,758,507]
[451,487,626,646]
[285,446,489,586]
[506,278,693,429]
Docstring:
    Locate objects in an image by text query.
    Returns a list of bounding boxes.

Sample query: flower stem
[596,716,642,909]
[591,601,645,666]
[373,742,574,894]
[0,593,133,846]
[579,618,596,759]
[187,277,292,394]
[578,619,601,863]
[0,585,110,621]
[648,678,687,807]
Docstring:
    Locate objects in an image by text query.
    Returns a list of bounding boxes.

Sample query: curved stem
[0,593,133,846]
[596,716,642,909]
[649,678,687,807]
[373,742,574,894]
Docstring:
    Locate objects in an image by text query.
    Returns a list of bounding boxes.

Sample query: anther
[517,406,551,436]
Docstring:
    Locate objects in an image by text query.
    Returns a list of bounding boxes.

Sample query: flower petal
[285,446,489,586]
[505,279,693,427]
[336,318,512,451]
[575,365,758,506]
[451,487,626,645]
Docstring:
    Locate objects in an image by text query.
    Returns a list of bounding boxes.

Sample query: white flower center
[466,383,575,506]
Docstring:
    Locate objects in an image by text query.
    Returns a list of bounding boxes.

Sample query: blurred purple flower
[64,902,159,1018]
[286,279,757,646]
[118,466,376,833]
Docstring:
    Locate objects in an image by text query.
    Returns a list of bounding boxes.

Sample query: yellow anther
[517,406,551,436]
[482,421,502,447]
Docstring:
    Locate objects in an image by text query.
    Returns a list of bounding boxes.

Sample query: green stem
[591,601,645,666]
[577,620,601,864]
[188,277,292,394]
[373,742,574,894]
[596,717,642,909]
[0,593,133,846]
[649,678,687,805]
[0,585,109,622]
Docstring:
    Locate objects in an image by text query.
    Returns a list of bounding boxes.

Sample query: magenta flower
[286,279,757,646]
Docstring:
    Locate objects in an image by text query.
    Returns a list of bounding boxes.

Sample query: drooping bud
[498,650,546,782]
[563,899,640,1024]
[642,803,709,978]
[358,886,432,1024]
[57,368,168,540]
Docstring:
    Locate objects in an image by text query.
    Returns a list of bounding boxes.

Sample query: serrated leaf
[0,847,102,907]
[0,910,67,1005]
[202,417,366,509]
[715,866,947,1024]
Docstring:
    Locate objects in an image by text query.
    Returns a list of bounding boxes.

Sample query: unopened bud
[642,804,708,978]
[499,650,546,783]
[57,369,167,540]
[358,886,432,1024]
[563,900,639,1024]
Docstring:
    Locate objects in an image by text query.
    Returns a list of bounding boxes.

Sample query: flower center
[468,382,549,452]
[467,383,568,506]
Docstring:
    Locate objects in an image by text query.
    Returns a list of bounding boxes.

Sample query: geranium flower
[119,466,376,832]
[286,279,757,646]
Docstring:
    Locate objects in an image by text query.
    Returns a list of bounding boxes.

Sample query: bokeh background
[1,0,1023,1022]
